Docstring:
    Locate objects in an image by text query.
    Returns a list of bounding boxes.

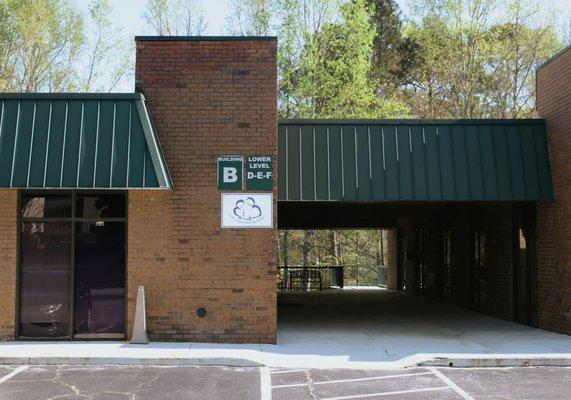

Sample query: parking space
[0,365,570,399]
[269,368,464,400]
[0,365,261,400]
[268,367,571,400]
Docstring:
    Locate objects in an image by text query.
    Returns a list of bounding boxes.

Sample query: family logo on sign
[221,193,273,228]
[232,197,263,222]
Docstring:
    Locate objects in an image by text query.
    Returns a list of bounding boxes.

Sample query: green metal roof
[0,93,172,189]
[278,119,554,202]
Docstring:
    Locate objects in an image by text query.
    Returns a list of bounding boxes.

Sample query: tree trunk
[282,230,289,268]
[330,230,340,265]
[302,229,314,290]
[378,230,385,286]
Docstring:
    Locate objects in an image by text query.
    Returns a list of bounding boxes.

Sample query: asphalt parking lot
[1,365,570,399]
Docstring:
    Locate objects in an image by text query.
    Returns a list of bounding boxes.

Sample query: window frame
[16,190,128,341]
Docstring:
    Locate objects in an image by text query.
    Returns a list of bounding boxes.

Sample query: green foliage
[279,229,388,286]
[403,0,563,118]
[227,0,272,35]
[226,0,409,118]
[0,0,132,92]
[365,0,422,93]
[297,0,409,117]
[275,0,344,117]
[0,0,84,92]
[83,0,133,92]
[142,0,207,35]
[226,0,565,120]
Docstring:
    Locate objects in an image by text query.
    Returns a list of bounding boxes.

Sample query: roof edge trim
[279,118,546,125]
[134,99,174,190]
[537,44,571,71]
[0,93,145,100]
[135,35,277,41]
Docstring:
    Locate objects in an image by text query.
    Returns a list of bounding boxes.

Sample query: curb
[1,356,570,369]
[0,357,263,367]
[417,357,571,368]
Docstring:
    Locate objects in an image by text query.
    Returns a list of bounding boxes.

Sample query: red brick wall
[0,190,17,340]
[386,229,398,290]
[536,47,571,334]
[130,38,278,343]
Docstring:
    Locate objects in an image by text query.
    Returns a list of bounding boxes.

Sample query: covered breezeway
[276,119,557,351]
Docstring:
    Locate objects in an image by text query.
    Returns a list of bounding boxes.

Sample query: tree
[143,0,207,36]
[364,0,422,94]
[403,0,562,118]
[81,0,132,92]
[226,0,272,36]
[296,0,408,118]
[0,0,132,92]
[483,0,560,117]
[275,0,342,117]
[404,0,495,118]
[0,0,84,92]
[278,229,389,287]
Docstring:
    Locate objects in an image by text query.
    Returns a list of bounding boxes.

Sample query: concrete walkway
[275,289,571,368]
[0,289,570,369]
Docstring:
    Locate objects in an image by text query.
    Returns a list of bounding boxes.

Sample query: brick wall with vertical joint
[0,189,17,340]
[536,46,571,335]
[130,37,278,343]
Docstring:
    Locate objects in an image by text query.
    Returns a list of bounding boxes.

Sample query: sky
[78,0,571,38]
[76,0,571,91]
[86,0,233,37]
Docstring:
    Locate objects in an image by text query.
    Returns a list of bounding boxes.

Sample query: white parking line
[271,369,307,374]
[272,371,434,389]
[322,386,452,400]
[260,367,272,400]
[0,366,29,384]
[429,368,475,400]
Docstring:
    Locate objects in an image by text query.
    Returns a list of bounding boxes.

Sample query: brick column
[386,229,398,291]
[0,189,17,340]
[129,37,278,343]
[536,47,571,335]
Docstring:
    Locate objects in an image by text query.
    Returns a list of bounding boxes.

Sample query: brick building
[536,45,571,334]
[0,37,569,343]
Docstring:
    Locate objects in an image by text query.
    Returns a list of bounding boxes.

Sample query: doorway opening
[17,191,126,339]
[276,201,539,347]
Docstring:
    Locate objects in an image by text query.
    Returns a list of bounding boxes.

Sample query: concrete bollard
[130,285,150,344]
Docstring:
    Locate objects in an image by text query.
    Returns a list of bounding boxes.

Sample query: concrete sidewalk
[1,290,570,369]
[0,340,570,370]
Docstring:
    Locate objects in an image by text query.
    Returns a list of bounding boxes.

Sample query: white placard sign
[221,193,273,228]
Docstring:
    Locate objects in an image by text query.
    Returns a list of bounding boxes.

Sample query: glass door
[73,194,125,339]
[18,192,126,340]
[74,221,125,338]
[19,196,72,338]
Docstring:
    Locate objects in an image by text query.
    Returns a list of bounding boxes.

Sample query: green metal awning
[278,119,554,202]
[0,93,172,189]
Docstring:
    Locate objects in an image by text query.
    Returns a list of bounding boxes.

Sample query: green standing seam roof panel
[0,93,172,189]
[278,119,554,202]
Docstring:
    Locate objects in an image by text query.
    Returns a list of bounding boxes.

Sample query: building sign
[217,155,243,190]
[221,193,273,228]
[247,155,273,190]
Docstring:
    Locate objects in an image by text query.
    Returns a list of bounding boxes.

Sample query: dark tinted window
[74,221,125,336]
[21,196,72,218]
[76,194,126,218]
[19,222,72,338]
